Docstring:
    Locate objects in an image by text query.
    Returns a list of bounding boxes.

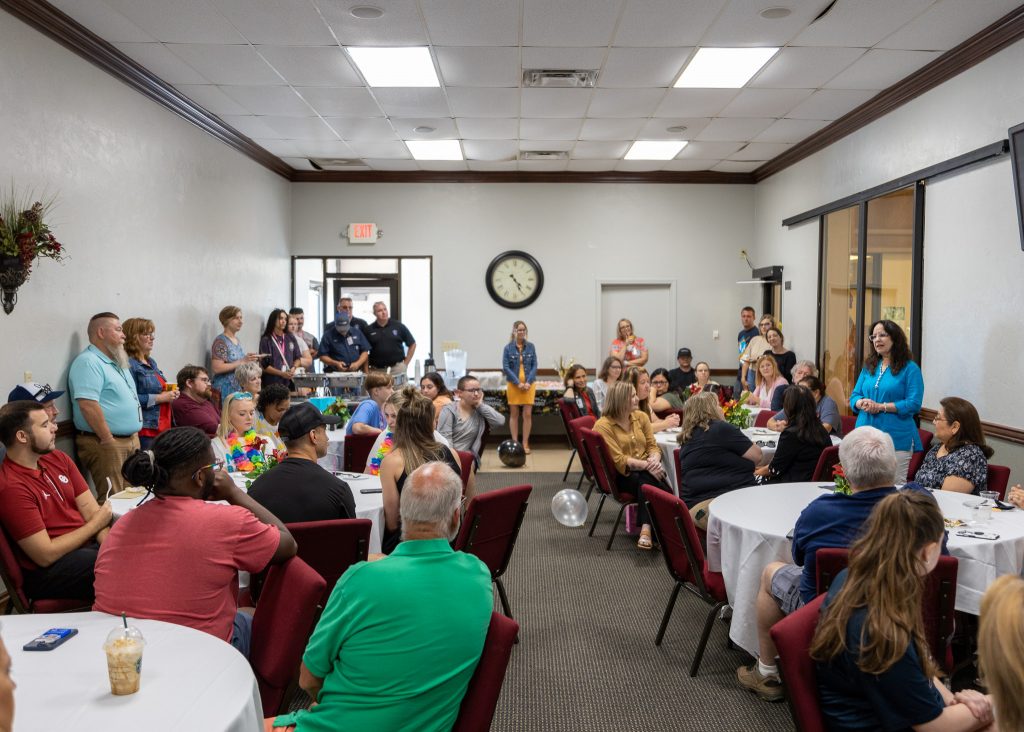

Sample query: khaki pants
[75,433,140,502]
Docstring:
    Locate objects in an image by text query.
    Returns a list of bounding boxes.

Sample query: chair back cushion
[451,612,520,732]
[557,399,581,432]
[770,594,828,732]
[453,485,532,580]
[0,524,29,612]
[907,450,926,481]
[918,429,934,452]
[457,451,475,494]
[814,547,849,595]
[986,465,1011,501]
[286,519,371,606]
[569,416,596,480]
[839,415,856,437]
[343,433,378,472]
[579,428,618,498]
[811,445,841,482]
[754,410,772,428]
[642,485,707,590]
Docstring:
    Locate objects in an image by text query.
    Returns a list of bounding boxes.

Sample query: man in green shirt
[295,462,493,732]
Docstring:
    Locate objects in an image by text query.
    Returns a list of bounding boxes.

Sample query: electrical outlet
[712,330,719,340]
[23,371,32,383]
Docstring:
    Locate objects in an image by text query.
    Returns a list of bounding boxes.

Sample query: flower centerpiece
[832,463,852,495]
[0,190,67,314]
[323,397,350,428]
[554,356,576,383]
[722,391,752,429]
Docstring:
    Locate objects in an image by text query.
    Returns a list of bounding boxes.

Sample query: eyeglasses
[651,380,669,387]
[462,388,483,394]
[191,459,225,481]
[933,415,948,423]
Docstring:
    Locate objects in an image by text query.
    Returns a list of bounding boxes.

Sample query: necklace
[873,361,889,390]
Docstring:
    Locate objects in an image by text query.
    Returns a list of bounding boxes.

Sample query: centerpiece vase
[0,256,28,314]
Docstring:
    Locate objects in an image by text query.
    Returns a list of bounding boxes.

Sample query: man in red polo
[0,401,111,602]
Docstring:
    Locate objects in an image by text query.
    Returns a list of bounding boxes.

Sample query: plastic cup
[104,625,145,695]
[979,491,999,521]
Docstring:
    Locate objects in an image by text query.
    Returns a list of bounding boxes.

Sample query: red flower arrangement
[833,463,851,495]
[0,194,67,280]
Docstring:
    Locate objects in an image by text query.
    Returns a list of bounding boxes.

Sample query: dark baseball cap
[8,383,64,404]
[278,402,340,441]
[334,312,350,326]
[676,348,692,358]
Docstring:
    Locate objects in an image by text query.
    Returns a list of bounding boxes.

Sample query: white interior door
[598,282,675,372]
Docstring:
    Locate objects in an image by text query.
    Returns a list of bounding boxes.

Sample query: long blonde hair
[624,366,651,415]
[218,392,255,439]
[979,575,1024,731]
[810,491,944,676]
[754,354,781,391]
[392,386,446,475]
[602,381,636,421]
[678,392,720,444]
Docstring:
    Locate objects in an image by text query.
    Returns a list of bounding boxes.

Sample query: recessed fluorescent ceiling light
[624,140,688,160]
[406,140,463,160]
[347,47,439,87]
[674,47,779,88]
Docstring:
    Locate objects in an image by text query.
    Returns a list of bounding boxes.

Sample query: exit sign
[347,223,379,244]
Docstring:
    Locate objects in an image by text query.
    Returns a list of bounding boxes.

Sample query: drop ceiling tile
[588,88,665,118]
[696,117,774,142]
[677,140,744,158]
[662,158,721,171]
[320,1,429,45]
[50,0,154,42]
[166,44,281,85]
[567,159,619,171]
[613,0,726,47]
[616,160,666,172]
[257,46,363,87]
[435,47,521,88]
[254,139,306,156]
[572,141,630,159]
[220,85,314,116]
[259,116,340,140]
[463,140,520,160]
[209,0,335,45]
[580,118,647,140]
[521,89,593,118]
[468,160,520,171]
[374,88,451,118]
[364,159,423,170]
[519,140,575,152]
[292,140,358,157]
[456,118,520,139]
[346,140,412,159]
[655,89,740,118]
[824,49,944,90]
[718,88,814,118]
[713,160,762,173]
[786,89,877,120]
[637,117,709,139]
[218,114,283,139]
[791,0,934,47]
[323,117,398,141]
[520,118,583,140]
[702,0,833,46]
[523,0,622,47]
[517,159,570,171]
[520,47,607,69]
[176,84,250,115]
[599,47,693,88]
[115,43,207,84]
[878,0,1023,51]
[298,87,383,118]
[419,160,470,171]
[753,118,830,143]
[750,47,867,89]
[422,0,521,45]
[280,157,317,170]
[390,118,460,139]
[447,88,520,117]
[730,141,793,160]
[102,0,245,43]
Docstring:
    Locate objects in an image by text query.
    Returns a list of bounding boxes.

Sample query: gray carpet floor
[481,471,795,732]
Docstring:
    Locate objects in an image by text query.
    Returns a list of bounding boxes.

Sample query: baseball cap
[676,348,692,358]
[8,382,64,404]
[334,312,351,326]
[278,402,340,441]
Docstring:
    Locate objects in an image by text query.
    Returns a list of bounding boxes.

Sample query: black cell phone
[23,628,78,651]
[360,487,383,494]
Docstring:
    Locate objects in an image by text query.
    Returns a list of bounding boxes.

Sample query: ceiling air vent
[519,151,569,161]
[308,158,370,171]
[522,69,598,88]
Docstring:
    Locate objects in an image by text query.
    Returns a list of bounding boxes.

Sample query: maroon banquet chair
[770,594,828,732]
[918,428,934,452]
[641,485,728,676]
[342,432,377,472]
[457,450,475,495]
[451,612,520,732]
[753,410,773,428]
[811,445,841,482]
[839,415,857,437]
[557,399,581,481]
[0,525,90,614]
[249,556,327,717]
[907,450,926,481]
[286,519,371,608]
[454,484,532,619]
[568,415,596,497]
[986,464,1011,501]
[579,428,638,550]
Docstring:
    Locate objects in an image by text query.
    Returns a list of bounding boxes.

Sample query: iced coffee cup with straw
[104,613,145,695]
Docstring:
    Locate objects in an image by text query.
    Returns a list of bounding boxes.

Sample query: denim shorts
[770,563,805,616]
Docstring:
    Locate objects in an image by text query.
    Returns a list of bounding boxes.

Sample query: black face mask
[335,324,350,336]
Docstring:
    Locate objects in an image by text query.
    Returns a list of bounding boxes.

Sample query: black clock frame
[485,250,544,309]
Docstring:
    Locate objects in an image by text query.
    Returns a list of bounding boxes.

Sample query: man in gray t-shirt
[436,377,505,459]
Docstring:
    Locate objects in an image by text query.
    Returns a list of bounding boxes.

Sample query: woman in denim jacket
[124,317,179,449]
[502,321,538,454]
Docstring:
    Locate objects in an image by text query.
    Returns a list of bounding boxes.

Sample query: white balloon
[551,488,588,527]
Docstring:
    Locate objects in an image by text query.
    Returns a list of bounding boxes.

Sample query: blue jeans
[231,610,254,658]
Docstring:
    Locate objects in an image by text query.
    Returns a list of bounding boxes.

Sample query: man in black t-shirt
[247,403,355,523]
[667,348,697,392]
[364,302,416,372]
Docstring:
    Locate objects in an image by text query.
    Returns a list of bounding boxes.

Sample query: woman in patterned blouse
[912,396,992,494]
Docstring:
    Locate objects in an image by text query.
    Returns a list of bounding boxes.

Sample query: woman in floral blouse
[912,396,992,494]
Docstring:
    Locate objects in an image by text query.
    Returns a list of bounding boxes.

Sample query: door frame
[595,279,678,368]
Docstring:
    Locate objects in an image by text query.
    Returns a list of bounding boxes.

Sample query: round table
[3,611,263,731]
[319,428,346,472]
[706,482,1024,655]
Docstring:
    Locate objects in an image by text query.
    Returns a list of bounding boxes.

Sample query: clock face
[485,250,544,309]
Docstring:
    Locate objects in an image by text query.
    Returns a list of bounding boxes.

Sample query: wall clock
[485,250,544,309]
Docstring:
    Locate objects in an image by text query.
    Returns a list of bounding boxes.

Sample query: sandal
[637,531,653,550]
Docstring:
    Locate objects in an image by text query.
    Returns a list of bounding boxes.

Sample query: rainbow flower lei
[367,430,395,475]
[225,430,268,473]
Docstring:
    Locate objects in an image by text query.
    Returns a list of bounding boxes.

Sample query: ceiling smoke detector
[308,158,370,170]
[350,5,384,19]
[522,69,598,88]
[519,150,569,160]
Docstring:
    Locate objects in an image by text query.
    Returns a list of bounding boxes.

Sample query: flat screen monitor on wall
[1009,121,1024,250]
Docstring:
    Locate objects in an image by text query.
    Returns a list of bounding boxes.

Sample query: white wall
[0,13,292,416]
[292,182,755,375]
[753,38,1024,473]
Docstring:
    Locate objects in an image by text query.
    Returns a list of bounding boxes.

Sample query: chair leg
[690,601,728,677]
[655,582,683,646]
[606,503,627,550]
[588,495,606,537]
[495,578,513,618]
[562,448,576,481]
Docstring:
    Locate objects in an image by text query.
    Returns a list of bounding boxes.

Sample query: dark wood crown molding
[291,169,754,183]
[754,4,1024,181]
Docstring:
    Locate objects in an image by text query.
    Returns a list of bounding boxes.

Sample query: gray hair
[838,426,897,489]
[235,361,262,386]
[792,360,818,378]
[400,462,462,540]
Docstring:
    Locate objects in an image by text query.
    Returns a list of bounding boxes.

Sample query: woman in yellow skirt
[502,320,538,453]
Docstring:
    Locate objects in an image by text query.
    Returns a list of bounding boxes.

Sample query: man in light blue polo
[68,312,142,499]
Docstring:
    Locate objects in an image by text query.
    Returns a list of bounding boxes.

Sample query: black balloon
[497,439,526,468]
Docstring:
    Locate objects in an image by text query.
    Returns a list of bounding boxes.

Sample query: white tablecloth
[3,611,262,732]
[706,482,1024,655]
[318,428,346,472]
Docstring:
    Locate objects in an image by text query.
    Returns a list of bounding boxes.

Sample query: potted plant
[0,191,67,314]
